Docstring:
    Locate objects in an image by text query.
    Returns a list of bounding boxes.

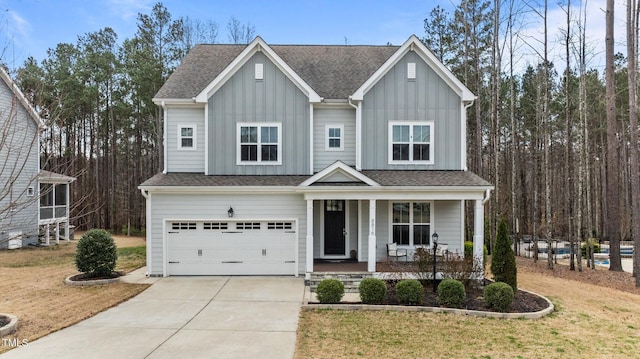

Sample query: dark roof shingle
[154,43,399,100]
[140,171,492,188]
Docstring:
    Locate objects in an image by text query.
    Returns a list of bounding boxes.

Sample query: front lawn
[0,235,149,354]
[295,258,640,358]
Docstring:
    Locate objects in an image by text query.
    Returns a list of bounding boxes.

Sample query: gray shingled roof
[362,170,492,187]
[140,171,491,188]
[154,43,399,100]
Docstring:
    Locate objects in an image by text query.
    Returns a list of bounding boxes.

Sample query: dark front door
[324,200,346,256]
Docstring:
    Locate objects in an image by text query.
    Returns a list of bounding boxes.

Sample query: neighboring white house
[140,35,493,278]
[0,67,75,248]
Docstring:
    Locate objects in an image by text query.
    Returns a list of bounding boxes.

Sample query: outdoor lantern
[432,232,439,292]
[228,207,234,218]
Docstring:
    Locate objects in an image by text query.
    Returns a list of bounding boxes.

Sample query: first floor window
[389,122,433,163]
[392,201,431,246]
[178,124,196,150]
[238,123,281,164]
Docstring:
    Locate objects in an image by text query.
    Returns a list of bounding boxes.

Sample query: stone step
[308,272,373,293]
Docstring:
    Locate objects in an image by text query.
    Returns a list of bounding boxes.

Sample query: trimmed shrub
[483,282,515,312]
[316,279,344,304]
[359,278,387,304]
[395,279,424,305]
[491,219,517,292]
[437,279,466,308]
[581,239,601,258]
[75,229,117,278]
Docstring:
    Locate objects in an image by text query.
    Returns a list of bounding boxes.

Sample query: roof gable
[0,67,45,129]
[300,161,380,187]
[351,35,475,102]
[194,37,321,103]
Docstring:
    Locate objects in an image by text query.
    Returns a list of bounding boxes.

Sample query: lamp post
[432,232,439,292]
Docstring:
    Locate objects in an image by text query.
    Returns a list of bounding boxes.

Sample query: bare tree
[605,0,623,271]
[627,0,640,284]
[227,17,255,44]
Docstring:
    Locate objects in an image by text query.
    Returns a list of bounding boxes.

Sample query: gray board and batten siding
[207,52,310,176]
[0,78,40,246]
[313,107,356,172]
[361,51,463,170]
[165,106,205,173]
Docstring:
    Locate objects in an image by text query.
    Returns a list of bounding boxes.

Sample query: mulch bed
[67,271,123,281]
[0,315,9,327]
[382,279,549,313]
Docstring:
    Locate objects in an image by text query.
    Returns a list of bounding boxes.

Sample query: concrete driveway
[1,273,305,359]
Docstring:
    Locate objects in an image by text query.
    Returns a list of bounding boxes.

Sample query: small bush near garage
[316,279,344,304]
[436,279,466,308]
[395,279,424,305]
[483,282,515,312]
[359,278,387,304]
[75,229,117,278]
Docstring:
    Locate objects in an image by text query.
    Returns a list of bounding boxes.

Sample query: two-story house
[140,35,493,278]
[0,67,75,249]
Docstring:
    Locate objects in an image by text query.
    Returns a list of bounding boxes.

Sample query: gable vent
[407,63,416,79]
[255,63,264,80]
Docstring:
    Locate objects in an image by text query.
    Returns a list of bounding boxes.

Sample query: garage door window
[268,222,293,230]
[203,222,228,230]
[236,222,261,230]
[172,222,197,230]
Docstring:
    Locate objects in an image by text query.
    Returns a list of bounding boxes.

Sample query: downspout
[348,96,361,171]
[462,99,475,172]
[483,189,492,205]
[140,189,151,277]
[161,101,168,174]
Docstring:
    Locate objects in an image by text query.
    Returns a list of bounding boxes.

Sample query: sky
[0,0,630,74]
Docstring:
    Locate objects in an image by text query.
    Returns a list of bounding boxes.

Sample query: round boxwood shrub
[359,278,387,304]
[75,229,117,278]
[483,282,515,312]
[437,279,466,308]
[395,279,424,305]
[316,279,344,304]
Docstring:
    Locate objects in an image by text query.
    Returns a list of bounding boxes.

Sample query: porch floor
[313,259,413,272]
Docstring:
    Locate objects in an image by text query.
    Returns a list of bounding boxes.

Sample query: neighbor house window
[325,124,344,151]
[237,123,282,164]
[389,122,434,164]
[391,202,431,246]
[178,124,196,150]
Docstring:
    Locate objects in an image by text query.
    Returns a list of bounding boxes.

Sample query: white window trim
[236,122,282,165]
[389,201,434,248]
[325,124,344,151]
[388,121,434,165]
[177,123,197,151]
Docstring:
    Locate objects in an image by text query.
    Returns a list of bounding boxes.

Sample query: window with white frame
[391,202,431,246]
[325,124,344,151]
[389,122,434,164]
[177,124,196,150]
[237,123,281,164]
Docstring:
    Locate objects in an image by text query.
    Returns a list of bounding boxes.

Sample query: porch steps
[308,272,373,293]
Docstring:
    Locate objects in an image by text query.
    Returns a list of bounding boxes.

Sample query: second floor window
[237,123,281,164]
[389,122,434,164]
[178,124,196,150]
[326,124,344,151]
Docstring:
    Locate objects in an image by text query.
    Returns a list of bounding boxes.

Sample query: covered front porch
[297,162,493,278]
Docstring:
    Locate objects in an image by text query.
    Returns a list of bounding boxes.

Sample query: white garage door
[167,220,297,275]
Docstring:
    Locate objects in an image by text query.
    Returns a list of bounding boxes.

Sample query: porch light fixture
[227,207,234,218]
[432,232,439,292]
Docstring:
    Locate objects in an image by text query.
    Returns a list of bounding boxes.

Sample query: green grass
[116,245,146,272]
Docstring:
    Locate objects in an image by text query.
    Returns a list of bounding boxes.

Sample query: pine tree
[491,219,517,291]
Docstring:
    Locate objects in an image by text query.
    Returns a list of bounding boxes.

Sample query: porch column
[306,199,314,273]
[367,200,376,272]
[473,199,485,276]
[65,184,70,241]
